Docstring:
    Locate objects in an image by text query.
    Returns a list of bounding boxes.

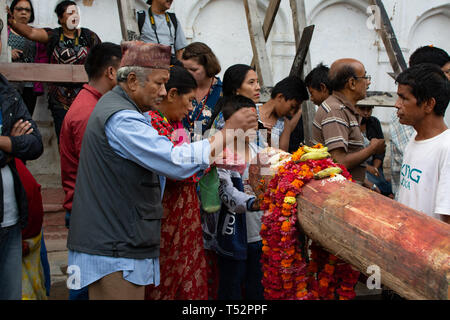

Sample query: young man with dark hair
[305,63,332,106]
[409,46,450,76]
[312,58,385,186]
[395,63,450,223]
[258,76,309,152]
[389,45,450,197]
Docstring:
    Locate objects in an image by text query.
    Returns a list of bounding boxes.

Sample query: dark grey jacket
[0,74,44,227]
[67,86,163,259]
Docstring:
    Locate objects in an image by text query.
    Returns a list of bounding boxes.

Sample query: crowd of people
[0,0,449,301]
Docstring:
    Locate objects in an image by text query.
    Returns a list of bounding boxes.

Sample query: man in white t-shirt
[395,63,450,223]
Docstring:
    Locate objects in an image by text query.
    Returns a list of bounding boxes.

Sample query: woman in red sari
[144,66,208,300]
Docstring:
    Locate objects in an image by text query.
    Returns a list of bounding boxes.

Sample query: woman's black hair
[55,1,76,25]
[222,64,254,97]
[165,65,198,95]
[206,64,254,130]
[10,0,35,23]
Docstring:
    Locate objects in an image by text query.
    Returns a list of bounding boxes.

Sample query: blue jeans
[366,167,393,196]
[218,241,264,300]
[0,223,22,300]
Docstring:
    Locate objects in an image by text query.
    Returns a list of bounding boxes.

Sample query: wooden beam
[0,63,88,83]
[369,0,407,76]
[358,91,399,107]
[249,148,450,300]
[250,0,281,68]
[244,0,274,101]
[289,25,314,78]
[117,0,140,41]
[289,0,316,146]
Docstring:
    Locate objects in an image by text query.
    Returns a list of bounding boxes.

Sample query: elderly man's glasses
[14,7,31,13]
[354,75,372,82]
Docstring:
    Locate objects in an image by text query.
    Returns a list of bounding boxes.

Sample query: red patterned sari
[144,111,208,300]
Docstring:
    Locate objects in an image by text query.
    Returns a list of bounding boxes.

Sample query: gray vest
[67,86,163,259]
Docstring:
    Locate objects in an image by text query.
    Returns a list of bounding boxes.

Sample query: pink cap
[119,41,171,69]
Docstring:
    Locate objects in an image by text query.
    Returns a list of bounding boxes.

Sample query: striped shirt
[389,112,415,197]
[312,92,365,183]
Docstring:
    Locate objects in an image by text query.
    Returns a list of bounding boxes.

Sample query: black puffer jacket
[0,73,44,228]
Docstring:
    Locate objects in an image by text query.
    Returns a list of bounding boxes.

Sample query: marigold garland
[259,144,360,300]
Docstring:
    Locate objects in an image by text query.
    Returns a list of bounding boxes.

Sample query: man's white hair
[116,66,152,85]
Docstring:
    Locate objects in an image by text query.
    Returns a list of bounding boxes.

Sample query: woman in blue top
[181,42,223,141]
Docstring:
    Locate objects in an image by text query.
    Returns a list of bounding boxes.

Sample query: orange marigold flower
[281,258,293,268]
[313,166,322,173]
[296,289,308,299]
[282,203,292,210]
[295,275,306,282]
[296,281,307,291]
[262,245,270,253]
[281,274,292,281]
[281,220,291,232]
[285,246,296,256]
[282,210,291,217]
[286,191,296,197]
[319,278,329,287]
[291,179,304,189]
[294,253,303,261]
[262,239,268,245]
[313,143,324,149]
[324,264,335,275]
[283,282,294,290]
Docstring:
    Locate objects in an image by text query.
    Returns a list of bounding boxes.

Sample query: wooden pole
[117,0,139,41]
[0,63,88,83]
[244,0,274,101]
[289,0,316,146]
[369,0,407,76]
[250,0,281,68]
[248,149,450,300]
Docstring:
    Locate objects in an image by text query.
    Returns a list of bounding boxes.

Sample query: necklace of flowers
[259,144,360,300]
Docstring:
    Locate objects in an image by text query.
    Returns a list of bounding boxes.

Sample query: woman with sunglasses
[7,0,43,116]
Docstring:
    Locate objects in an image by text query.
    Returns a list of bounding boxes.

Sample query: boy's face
[307,85,329,106]
[395,84,426,126]
[275,97,301,119]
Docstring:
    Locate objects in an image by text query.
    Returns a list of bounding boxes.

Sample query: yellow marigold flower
[284,196,296,204]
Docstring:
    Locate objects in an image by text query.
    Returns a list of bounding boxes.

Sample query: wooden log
[249,148,450,300]
[0,63,88,83]
[369,0,407,76]
[244,0,274,102]
[250,0,281,68]
[117,0,140,41]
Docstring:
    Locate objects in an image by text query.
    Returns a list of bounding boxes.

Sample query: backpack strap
[137,10,146,35]
[167,12,178,49]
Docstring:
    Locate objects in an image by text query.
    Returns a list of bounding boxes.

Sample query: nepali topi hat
[119,41,171,69]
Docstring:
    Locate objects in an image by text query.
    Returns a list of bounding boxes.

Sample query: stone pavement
[41,186,69,300]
